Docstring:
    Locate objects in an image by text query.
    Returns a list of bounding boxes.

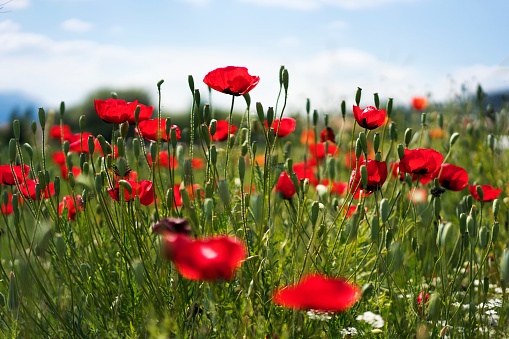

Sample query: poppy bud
[79,115,86,133]
[326,157,335,181]
[7,271,19,312]
[285,158,293,174]
[95,173,103,193]
[31,120,37,135]
[183,159,192,186]
[60,101,65,118]
[312,110,318,126]
[97,135,107,156]
[119,180,132,195]
[302,178,309,195]
[492,222,499,242]
[13,119,21,141]
[38,107,46,130]
[209,119,217,137]
[362,283,374,299]
[488,134,494,151]
[238,157,245,182]
[397,144,405,160]
[187,75,194,93]
[501,249,509,287]
[420,113,426,125]
[218,180,230,209]
[355,87,362,106]
[311,201,320,226]
[355,138,362,160]
[373,133,380,153]
[116,157,127,178]
[2,191,8,208]
[375,152,381,162]
[200,124,210,148]
[282,68,289,92]
[278,65,284,85]
[37,171,46,190]
[427,293,440,321]
[204,198,213,220]
[194,89,200,108]
[118,121,129,139]
[35,183,41,200]
[466,215,476,238]
[210,145,217,166]
[256,102,264,123]
[157,79,164,90]
[149,142,157,166]
[11,193,18,214]
[341,100,346,120]
[268,128,275,145]
[359,132,368,155]
[450,132,460,146]
[132,138,140,160]
[466,195,473,211]
[390,123,398,142]
[360,165,368,189]
[267,107,274,129]
[386,98,393,118]
[117,138,125,158]
[478,226,488,249]
[459,213,467,234]
[373,93,380,110]
[23,143,33,160]
[493,199,500,220]
[380,198,389,224]
[404,128,412,147]
[203,104,210,123]
[385,228,393,249]
[306,98,311,115]
[171,127,178,149]
[68,172,75,189]
[9,138,16,163]
[371,215,379,243]
[62,141,70,156]
[411,237,417,252]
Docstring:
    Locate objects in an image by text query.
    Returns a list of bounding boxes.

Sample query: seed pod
[420,112,427,125]
[370,215,379,243]
[355,87,362,106]
[404,128,412,147]
[373,133,380,153]
[390,123,398,142]
[493,199,500,220]
[450,132,460,146]
[397,144,405,160]
[380,198,389,224]
[478,226,488,249]
[38,107,46,130]
[466,215,476,238]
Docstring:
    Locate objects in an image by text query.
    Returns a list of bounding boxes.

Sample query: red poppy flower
[399,148,443,176]
[0,164,30,186]
[353,106,386,130]
[391,162,434,184]
[417,291,429,316]
[137,119,181,142]
[293,162,318,186]
[309,143,339,161]
[203,66,260,96]
[1,192,22,215]
[19,179,55,200]
[320,179,347,196]
[63,132,86,144]
[320,127,335,143]
[412,97,427,111]
[113,170,138,181]
[272,274,360,312]
[68,133,97,154]
[468,184,502,202]
[94,98,138,124]
[128,103,153,124]
[147,151,178,168]
[162,233,246,281]
[276,172,296,199]
[438,163,468,191]
[107,180,155,206]
[349,160,388,197]
[49,124,71,140]
[267,118,296,137]
[212,120,238,141]
[192,158,205,170]
[59,195,83,221]
[52,152,66,166]
[60,165,81,180]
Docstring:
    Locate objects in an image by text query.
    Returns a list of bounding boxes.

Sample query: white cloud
[2,0,30,10]
[328,20,348,30]
[0,19,507,116]
[61,18,94,33]
[239,0,419,10]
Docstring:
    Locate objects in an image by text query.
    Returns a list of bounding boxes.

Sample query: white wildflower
[356,311,384,328]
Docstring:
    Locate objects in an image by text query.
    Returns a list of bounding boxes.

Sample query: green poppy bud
[355,138,362,160]
[390,123,398,142]
[327,156,335,181]
[9,139,16,163]
[7,271,19,311]
[501,249,509,287]
[411,237,417,252]
[420,112,426,125]
[375,152,381,162]
[243,93,251,109]
[397,144,405,160]
[355,87,362,106]
[79,115,86,133]
[492,222,499,242]
[188,75,194,93]
[282,68,289,92]
[97,135,107,156]
[386,98,393,118]
[311,201,320,226]
[209,119,217,137]
[466,215,476,238]
[373,92,380,110]
[478,226,488,249]
[359,132,368,155]
[238,157,245,182]
[493,199,500,220]
[279,65,284,85]
[404,128,413,147]
[35,182,41,200]
[373,133,380,153]
[11,194,18,214]
[267,107,274,128]
[438,113,443,129]
[434,196,441,218]
[204,198,213,220]
[201,124,211,148]
[380,198,389,224]
[95,173,103,193]
[150,142,157,165]
[312,110,318,126]
[68,172,75,189]
[341,100,346,120]
[360,165,368,189]
[218,180,230,209]
[256,102,264,123]
[117,138,125,158]
[459,213,467,234]
[60,101,65,118]
[194,89,200,108]
[119,180,132,196]
[302,178,309,195]
[157,79,164,90]
[170,127,177,149]
[203,104,210,123]
[285,158,293,174]
[38,107,46,130]
[31,120,37,135]
[450,132,460,146]
[132,138,140,160]
[13,120,20,141]
[306,98,311,115]
[370,215,379,243]
[385,228,393,249]
[23,143,33,160]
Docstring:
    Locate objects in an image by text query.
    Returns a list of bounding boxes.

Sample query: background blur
[1,0,508,124]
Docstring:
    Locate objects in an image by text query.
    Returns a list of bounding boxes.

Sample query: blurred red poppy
[107,180,155,206]
[0,165,30,186]
[272,274,360,312]
[320,179,347,196]
[192,158,205,170]
[353,106,386,130]
[64,132,92,144]
[49,124,71,140]
[309,143,338,161]
[60,165,81,180]
[293,162,318,186]
[19,179,55,200]
[409,188,427,204]
[399,148,443,176]
[203,66,260,96]
[349,160,387,197]
[212,120,238,141]
[59,195,83,221]
[438,163,468,191]
[147,151,178,168]
[52,152,66,166]
[320,127,335,143]
[412,97,427,111]
[137,119,181,142]
[267,118,296,137]
[276,172,296,199]
[468,184,502,202]
[128,103,153,124]
[94,98,138,124]
[344,205,358,218]
[68,134,98,154]
[162,233,246,281]
[417,291,429,316]
[1,192,21,215]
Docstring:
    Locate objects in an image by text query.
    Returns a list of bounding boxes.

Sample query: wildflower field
[1,66,508,338]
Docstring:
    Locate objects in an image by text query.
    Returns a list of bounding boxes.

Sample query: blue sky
[1,0,508,114]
